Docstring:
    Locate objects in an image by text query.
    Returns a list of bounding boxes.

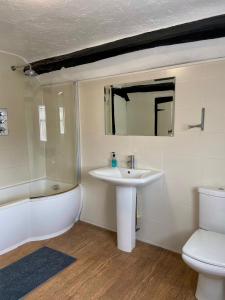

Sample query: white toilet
[182,187,225,300]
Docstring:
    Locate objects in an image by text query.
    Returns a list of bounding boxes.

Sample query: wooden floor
[0,222,197,300]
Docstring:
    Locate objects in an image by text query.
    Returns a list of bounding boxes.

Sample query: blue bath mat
[0,247,76,300]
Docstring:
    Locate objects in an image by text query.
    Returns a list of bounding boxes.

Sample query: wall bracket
[188,107,205,131]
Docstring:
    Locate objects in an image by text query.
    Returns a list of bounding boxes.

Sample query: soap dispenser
[111,152,118,168]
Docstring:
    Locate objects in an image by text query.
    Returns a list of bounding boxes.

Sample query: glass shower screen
[25,81,79,198]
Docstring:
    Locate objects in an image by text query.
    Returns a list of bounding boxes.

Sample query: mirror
[104,77,175,136]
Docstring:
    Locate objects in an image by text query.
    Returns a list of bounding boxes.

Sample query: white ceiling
[1,0,225,62]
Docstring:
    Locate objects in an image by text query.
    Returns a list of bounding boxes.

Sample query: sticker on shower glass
[0,109,8,136]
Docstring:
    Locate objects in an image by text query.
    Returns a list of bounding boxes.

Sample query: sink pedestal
[116,186,136,252]
[89,166,164,253]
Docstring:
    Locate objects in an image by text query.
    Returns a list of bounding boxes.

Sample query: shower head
[11,64,37,77]
[24,66,37,77]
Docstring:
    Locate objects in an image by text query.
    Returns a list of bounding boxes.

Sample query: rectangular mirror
[104,77,175,136]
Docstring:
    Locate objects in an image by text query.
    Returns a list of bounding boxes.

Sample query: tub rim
[0,183,80,210]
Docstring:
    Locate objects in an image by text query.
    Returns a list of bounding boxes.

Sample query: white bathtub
[0,179,82,255]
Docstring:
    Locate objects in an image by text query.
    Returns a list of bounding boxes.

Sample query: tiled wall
[0,52,46,189]
[79,59,225,253]
[0,52,30,187]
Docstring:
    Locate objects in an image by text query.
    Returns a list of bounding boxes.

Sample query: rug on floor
[0,246,76,300]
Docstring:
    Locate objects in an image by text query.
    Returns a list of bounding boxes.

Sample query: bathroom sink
[89,167,163,187]
[89,166,163,253]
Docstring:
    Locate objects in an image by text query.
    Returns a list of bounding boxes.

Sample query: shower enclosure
[25,80,79,198]
[0,54,81,255]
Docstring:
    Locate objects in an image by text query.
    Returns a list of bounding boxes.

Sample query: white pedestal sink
[89,167,163,252]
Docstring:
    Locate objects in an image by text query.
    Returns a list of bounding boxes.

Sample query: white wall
[113,89,174,136]
[79,59,225,253]
[127,93,154,136]
[0,52,30,187]
[0,51,47,189]
[114,95,127,135]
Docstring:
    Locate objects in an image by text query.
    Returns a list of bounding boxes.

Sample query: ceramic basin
[89,166,164,252]
[89,167,163,187]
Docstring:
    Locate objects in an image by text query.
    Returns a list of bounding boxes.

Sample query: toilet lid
[183,229,225,268]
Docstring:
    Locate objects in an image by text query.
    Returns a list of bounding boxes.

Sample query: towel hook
[188,107,205,131]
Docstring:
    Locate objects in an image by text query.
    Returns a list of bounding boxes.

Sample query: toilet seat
[182,229,225,269]
[182,254,225,277]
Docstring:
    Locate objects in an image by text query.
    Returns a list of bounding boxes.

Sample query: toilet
[182,187,225,300]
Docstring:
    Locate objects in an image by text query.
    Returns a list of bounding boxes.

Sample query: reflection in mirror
[104,77,175,136]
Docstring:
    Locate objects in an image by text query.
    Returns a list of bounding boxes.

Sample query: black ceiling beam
[112,82,174,101]
[29,14,225,75]
[113,82,175,95]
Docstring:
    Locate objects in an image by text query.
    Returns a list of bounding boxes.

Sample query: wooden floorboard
[0,221,197,299]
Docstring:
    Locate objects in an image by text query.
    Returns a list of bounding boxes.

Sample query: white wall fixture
[188,107,205,131]
[89,167,163,252]
[0,109,8,136]
[182,187,225,300]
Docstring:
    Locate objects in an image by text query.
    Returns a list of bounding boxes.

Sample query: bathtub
[0,179,82,255]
